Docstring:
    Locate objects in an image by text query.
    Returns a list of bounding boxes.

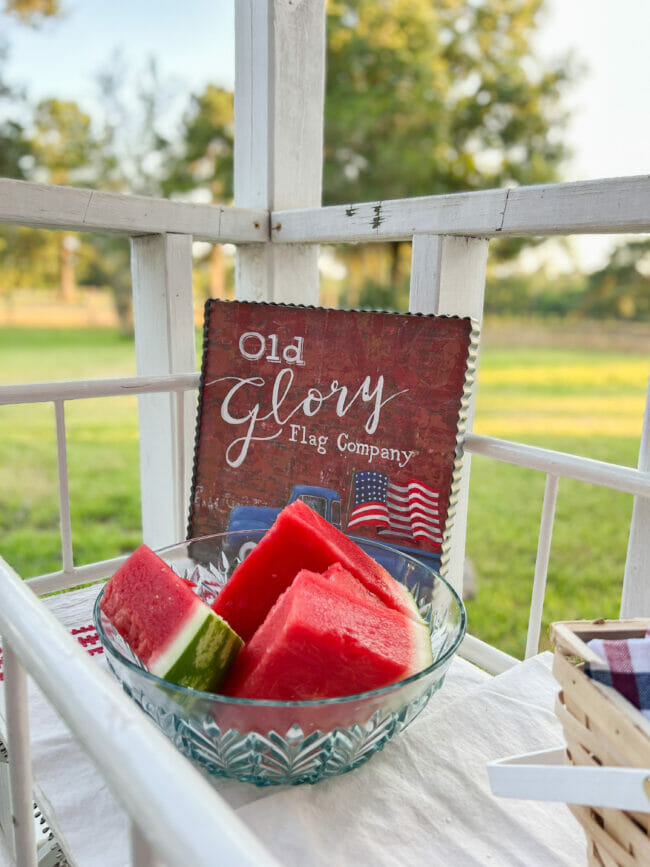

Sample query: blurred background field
[1,320,647,658]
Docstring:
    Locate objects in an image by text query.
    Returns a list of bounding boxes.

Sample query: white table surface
[0,584,586,866]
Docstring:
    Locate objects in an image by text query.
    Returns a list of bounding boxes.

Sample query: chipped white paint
[272,174,650,243]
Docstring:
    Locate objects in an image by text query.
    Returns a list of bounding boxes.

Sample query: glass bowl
[94,530,466,787]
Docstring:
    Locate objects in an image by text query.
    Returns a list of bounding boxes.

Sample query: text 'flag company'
[189,301,478,571]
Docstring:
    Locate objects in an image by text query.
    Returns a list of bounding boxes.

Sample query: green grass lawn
[1,325,647,657]
[467,344,647,656]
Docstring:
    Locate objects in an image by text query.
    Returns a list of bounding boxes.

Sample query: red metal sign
[189,301,478,568]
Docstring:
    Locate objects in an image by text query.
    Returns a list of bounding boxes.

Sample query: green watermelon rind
[97,585,464,705]
[149,606,243,692]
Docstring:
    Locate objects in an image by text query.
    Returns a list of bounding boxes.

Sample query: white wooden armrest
[0,559,277,867]
[489,747,650,812]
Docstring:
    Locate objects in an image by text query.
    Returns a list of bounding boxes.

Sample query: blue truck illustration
[225,483,441,573]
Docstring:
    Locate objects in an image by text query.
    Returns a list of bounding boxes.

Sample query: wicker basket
[551,619,650,867]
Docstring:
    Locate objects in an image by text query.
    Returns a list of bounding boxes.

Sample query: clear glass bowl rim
[94,531,467,708]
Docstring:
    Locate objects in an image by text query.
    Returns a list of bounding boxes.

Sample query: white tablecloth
[0,585,586,866]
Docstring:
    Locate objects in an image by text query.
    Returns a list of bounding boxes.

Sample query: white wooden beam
[234,0,325,304]
[460,633,519,674]
[0,373,200,406]
[409,235,488,596]
[0,178,267,242]
[501,175,650,235]
[272,174,650,243]
[3,174,648,247]
[465,433,650,498]
[621,377,650,617]
[131,234,196,548]
[0,557,278,867]
[276,190,505,245]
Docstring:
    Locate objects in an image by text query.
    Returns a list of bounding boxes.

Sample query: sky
[2,0,649,269]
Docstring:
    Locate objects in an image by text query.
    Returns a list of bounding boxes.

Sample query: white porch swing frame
[0,1,649,864]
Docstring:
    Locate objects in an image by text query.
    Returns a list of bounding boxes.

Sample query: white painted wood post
[131,233,196,548]
[621,376,650,617]
[525,474,559,657]
[54,399,74,574]
[234,0,325,304]
[3,643,37,867]
[409,234,489,596]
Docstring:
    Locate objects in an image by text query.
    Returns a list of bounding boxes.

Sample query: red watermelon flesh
[219,567,433,701]
[321,561,386,607]
[212,499,421,641]
[101,544,243,692]
[219,563,387,697]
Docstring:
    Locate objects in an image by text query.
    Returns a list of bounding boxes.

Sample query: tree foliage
[0,41,30,178]
[95,54,176,197]
[31,98,97,185]
[2,0,60,26]
[79,56,190,329]
[13,0,642,323]
[162,83,234,201]
[164,0,572,215]
[580,240,650,322]
[0,225,58,291]
[324,0,572,205]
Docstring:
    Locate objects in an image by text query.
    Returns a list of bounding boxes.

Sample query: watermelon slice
[101,544,243,692]
[321,561,388,607]
[212,499,421,641]
[220,566,433,700]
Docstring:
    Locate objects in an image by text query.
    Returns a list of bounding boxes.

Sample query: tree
[1,0,72,303]
[165,0,573,304]
[78,55,182,329]
[0,25,52,299]
[2,0,60,25]
[162,84,234,202]
[580,240,650,321]
[162,84,235,299]
[95,54,176,198]
[325,0,570,203]
[0,44,31,178]
[27,98,98,300]
[0,225,59,293]
[324,0,573,296]
[1,0,64,176]
[31,98,97,185]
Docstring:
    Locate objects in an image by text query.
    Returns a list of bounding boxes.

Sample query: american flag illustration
[347,470,441,546]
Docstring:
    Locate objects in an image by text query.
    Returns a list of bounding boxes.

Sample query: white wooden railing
[0,556,279,867]
[1,1,649,864]
[1,172,649,861]
[2,362,648,673]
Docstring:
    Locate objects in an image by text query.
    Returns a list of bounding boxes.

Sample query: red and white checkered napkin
[586,627,650,720]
